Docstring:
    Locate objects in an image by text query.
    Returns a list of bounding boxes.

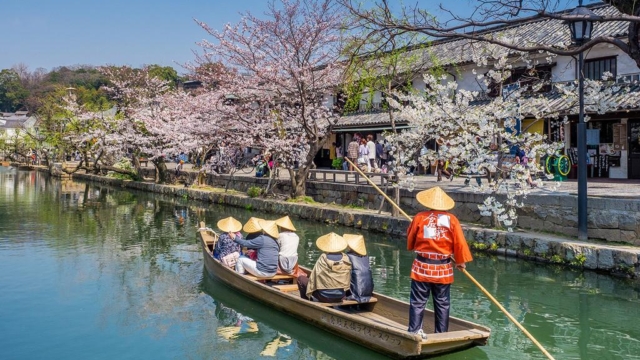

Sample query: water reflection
[0,170,639,360]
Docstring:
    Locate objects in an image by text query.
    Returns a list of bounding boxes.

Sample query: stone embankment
[70,171,640,279]
[139,168,640,246]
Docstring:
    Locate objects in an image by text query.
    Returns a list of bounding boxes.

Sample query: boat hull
[198,228,490,359]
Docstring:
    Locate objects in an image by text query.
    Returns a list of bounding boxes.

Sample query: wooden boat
[198,223,490,359]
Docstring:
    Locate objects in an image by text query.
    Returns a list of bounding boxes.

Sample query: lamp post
[566,1,598,241]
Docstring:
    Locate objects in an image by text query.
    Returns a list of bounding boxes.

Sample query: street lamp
[565,1,599,241]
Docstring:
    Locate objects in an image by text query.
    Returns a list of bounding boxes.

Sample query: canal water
[1,169,639,360]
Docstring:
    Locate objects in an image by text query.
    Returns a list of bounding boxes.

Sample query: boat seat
[272,284,299,292]
[316,297,378,307]
[245,274,295,281]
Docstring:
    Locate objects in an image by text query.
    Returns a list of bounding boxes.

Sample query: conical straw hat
[275,216,296,232]
[316,232,347,253]
[243,217,264,233]
[416,186,455,211]
[217,217,242,233]
[258,219,279,239]
[343,234,367,256]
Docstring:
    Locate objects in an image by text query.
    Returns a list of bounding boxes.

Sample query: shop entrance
[629,120,640,179]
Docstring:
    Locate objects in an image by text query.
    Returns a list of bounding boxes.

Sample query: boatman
[406,186,473,339]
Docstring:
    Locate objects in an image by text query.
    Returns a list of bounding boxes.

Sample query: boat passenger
[343,234,374,303]
[234,218,280,278]
[297,233,352,303]
[275,216,299,275]
[406,186,473,339]
[214,217,243,268]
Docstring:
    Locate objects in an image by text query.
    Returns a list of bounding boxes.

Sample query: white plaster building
[332,3,640,180]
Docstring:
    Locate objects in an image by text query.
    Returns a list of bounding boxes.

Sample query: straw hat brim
[316,232,348,253]
[416,187,455,211]
[217,217,242,233]
[343,234,367,256]
[258,219,279,239]
[275,216,296,232]
[243,217,264,233]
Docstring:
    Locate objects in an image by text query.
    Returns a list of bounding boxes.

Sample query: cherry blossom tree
[383,49,636,229]
[192,0,347,197]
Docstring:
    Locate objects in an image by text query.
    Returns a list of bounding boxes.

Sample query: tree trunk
[132,155,142,175]
[289,140,326,198]
[154,160,168,184]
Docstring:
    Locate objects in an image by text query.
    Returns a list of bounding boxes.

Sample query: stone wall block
[505,234,521,249]
[596,248,615,270]
[614,250,637,267]
[533,238,550,256]
[516,216,539,231]
[593,212,619,229]
[588,229,621,242]
[582,247,598,269]
[495,233,506,247]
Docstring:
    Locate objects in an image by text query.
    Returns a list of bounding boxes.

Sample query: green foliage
[489,243,499,251]
[244,204,253,211]
[286,196,315,204]
[571,253,587,267]
[147,65,179,89]
[550,255,564,264]
[107,158,137,180]
[344,203,365,209]
[0,69,28,112]
[522,249,533,257]
[247,186,262,198]
[331,157,344,170]
[471,242,488,250]
[47,65,108,90]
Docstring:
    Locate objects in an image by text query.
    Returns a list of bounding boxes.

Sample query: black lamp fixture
[566,1,600,45]
[565,0,600,241]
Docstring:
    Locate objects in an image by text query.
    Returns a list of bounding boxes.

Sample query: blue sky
[0,0,593,73]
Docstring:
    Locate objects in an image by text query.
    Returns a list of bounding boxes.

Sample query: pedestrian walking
[347,135,360,171]
[366,135,377,171]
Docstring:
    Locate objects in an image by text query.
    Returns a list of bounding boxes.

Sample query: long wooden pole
[343,158,555,360]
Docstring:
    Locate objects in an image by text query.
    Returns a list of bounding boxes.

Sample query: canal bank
[67,170,640,279]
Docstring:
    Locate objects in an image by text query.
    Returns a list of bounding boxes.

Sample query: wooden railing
[306,169,393,186]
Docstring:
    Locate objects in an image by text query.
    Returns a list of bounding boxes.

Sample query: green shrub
[471,242,488,250]
[286,196,315,204]
[107,158,137,180]
[247,186,262,198]
[489,243,499,251]
[550,255,564,264]
[571,253,587,267]
[332,157,344,170]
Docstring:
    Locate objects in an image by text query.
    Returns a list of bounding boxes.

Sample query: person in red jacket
[406,186,473,339]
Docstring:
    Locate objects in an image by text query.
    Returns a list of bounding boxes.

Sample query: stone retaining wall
[75,172,640,279]
[142,168,640,246]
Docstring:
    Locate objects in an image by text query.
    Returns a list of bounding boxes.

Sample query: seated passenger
[214,217,243,268]
[275,216,299,275]
[234,218,280,278]
[343,234,374,303]
[297,233,352,303]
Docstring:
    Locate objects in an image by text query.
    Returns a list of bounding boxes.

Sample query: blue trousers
[408,280,451,333]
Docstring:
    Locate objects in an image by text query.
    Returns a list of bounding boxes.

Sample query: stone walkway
[159,162,640,199]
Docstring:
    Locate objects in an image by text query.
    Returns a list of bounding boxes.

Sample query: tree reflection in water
[1,171,639,360]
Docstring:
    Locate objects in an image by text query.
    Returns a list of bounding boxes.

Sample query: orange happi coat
[407,211,473,284]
